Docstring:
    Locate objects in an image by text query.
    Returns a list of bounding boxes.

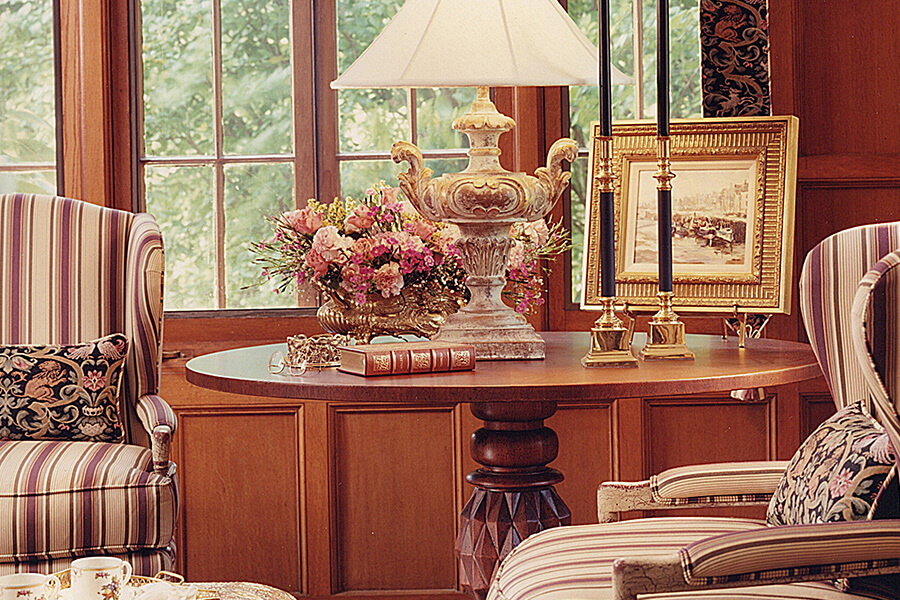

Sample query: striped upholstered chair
[0,194,178,575]
[487,223,900,599]
[598,221,900,522]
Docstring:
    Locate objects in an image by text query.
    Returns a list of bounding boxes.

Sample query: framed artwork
[581,116,799,313]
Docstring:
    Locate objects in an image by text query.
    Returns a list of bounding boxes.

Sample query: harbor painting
[621,158,758,277]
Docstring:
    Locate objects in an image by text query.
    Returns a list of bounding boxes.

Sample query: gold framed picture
[581,116,799,313]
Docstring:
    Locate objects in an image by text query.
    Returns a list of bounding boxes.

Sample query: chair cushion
[767,402,896,526]
[0,440,177,564]
[0,334,129,442]
[487,518,874,600]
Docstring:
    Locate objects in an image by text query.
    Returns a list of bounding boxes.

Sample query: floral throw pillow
[0,333,129,442]
[767,402,897,526]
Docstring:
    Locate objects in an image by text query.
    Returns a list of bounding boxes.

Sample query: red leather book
[337,341,476,376]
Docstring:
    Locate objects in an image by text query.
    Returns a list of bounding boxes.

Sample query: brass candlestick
[582,298,638,367]
[640,137,694,361]
[582,136,638,368]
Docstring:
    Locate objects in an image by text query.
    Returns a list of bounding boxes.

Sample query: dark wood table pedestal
[457,401,571,600]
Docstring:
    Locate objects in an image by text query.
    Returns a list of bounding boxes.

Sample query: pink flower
[83,370,106,392]
[400,199,421,218]
[284,206,322,234]
[396,230,425,255]
[431,224,461,255]
[829,468,854,498]
[340,262,372,298]
[304,248,329,278]
[405,220,436,240]
[373,262,404,298]
[344,205,376,233]
[511,219,550,246]
[311,225,353,263]
[507,240,526,271]
[382,187,402,204]
[350,237,376,261]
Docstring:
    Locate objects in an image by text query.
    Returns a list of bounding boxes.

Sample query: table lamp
[332,0,630,360]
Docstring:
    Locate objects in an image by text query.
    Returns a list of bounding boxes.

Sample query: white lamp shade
[331,0,632,89]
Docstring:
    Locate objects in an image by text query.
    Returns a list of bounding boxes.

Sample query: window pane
[0,170,55,195]
[336,0,407,153]
[142,0,214,157]
[423,157,468,181]
[0,0,56,165]
[221,0,291,155]
[339,160,402,200]
[669,0,701,118]
[224,162,296,308]
[570,157,589,303]
[416,88,475,150]
[338,89,409,154]
[145,165,216,310]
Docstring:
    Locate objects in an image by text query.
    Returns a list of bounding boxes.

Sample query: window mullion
[211,0,227,309]
[409,88,417,145]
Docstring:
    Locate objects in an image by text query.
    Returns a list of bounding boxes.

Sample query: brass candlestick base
[639,292,695,360]
[582,298,638,368]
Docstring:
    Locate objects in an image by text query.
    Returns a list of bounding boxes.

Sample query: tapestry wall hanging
[701,0,771,117]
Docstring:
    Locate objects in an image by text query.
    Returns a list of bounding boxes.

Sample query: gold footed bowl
[316,286,465,344]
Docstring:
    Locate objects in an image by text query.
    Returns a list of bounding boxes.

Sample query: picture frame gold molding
[581,116,799,314]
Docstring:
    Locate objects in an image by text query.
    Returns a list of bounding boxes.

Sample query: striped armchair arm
[599,461,789,522]
[612,520,900,600]
[135,394,178,475]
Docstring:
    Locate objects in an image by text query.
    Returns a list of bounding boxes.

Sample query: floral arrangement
[251,183,569,315]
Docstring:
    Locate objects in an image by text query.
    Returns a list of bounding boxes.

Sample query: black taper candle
[657,0,670,136]
[599,0,615,297]
[657,0,673,292]
[657,188,673,292]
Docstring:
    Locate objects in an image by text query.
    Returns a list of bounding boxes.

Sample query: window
[139,0,477,312]
[566,0,701,303]
[137,0,700,314]
[0,0,60,195]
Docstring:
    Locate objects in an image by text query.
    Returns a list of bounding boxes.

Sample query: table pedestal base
[456,401,572,600]
[457,487,570,599]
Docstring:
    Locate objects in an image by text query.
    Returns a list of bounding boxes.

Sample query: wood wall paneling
[644,396,774,472]
[643,395,774,520]
[175,409,304,594]
[797,0,900,156]
[332,406,461,594]
[800,392,837,440]
[546,403,614,525]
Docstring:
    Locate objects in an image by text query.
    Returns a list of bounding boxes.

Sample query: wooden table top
[185,332,822,403]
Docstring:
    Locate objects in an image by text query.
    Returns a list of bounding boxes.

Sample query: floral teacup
[70,557,132,600]
[0,572,61,600]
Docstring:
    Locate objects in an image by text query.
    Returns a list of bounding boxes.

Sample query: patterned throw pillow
[0,333,129,442]
[767,402,897,526]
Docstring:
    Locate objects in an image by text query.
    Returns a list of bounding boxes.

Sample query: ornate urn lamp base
[393,87,577,360]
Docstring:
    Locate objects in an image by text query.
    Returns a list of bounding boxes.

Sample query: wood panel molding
[331,405,462,594]
[798,154,900,187]
[643,394,776,472]
[172,408,305,593]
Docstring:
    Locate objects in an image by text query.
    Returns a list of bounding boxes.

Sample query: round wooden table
[186,332,821,600]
